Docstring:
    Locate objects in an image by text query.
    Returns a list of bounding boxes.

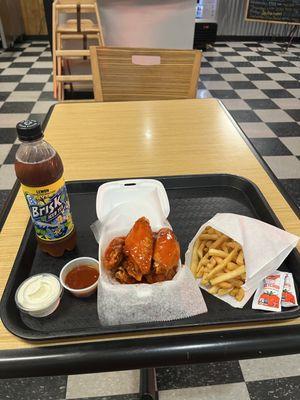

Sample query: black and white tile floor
[1,356,300,400]
[0,40,299,399]
[0,40,54,210]
[197,41,300,209]
[0,40,299,212]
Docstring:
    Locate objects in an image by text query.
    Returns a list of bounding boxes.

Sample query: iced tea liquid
[15,120,76,257]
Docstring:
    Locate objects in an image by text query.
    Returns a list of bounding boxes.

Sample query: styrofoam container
[96,179,170,229]
[93,179,207,326]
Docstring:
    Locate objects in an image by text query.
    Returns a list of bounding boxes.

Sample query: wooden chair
[52,0,104,100]
[90,47,202,102]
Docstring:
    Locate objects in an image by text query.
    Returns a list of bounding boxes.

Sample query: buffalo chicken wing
[103,217,180,284]
[124,217,153,280]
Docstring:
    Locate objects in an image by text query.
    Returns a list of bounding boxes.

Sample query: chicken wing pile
[103,217,180,284]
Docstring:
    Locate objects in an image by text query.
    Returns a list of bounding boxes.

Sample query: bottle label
[21,177,74,242]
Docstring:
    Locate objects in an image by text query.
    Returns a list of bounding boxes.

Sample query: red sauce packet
[282,272,298,308]
[252,271,285,312]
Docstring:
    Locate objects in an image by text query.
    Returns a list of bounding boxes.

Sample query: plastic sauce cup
[15,273,63,318]
[60,257,99,298]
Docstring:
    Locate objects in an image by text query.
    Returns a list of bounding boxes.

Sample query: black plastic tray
[1,174,300,341]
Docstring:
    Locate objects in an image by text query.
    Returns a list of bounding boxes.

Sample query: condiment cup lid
[60,257,99,292]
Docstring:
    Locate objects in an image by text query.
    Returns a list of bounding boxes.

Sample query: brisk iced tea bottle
[15,120,76,257]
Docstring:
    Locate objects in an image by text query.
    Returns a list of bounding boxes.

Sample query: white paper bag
[92,179,208,326]
[185,213,299,308]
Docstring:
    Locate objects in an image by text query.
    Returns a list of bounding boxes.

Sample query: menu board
[245,0,300,25]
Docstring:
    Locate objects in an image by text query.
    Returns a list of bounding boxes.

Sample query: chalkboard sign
[245,0,300,25]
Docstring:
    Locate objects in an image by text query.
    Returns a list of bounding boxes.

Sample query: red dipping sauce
[65,265,99,289]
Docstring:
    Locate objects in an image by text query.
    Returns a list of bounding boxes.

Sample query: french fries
[191,226,246,302]
[210,265,245,286]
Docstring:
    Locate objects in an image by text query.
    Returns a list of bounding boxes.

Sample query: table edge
[1,324,300,378]
[218,101,299,217]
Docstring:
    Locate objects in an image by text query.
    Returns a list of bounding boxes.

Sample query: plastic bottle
[15,120,76,257]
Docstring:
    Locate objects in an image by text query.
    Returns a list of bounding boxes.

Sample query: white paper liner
[185,213,299,309]
[94,204,207,326]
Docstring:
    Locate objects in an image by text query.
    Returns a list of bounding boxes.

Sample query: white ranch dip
[15,273,62,317]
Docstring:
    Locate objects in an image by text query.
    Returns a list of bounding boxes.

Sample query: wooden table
[0,99,299,378]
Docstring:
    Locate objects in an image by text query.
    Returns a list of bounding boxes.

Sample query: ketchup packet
[282,272,298,308]
[252,271,285,312]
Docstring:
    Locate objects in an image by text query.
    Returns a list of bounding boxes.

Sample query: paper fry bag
[185,213,299,308]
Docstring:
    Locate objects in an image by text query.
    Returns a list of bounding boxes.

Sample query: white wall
[98,0,197,49]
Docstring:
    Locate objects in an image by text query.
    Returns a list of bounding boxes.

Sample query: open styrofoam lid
[96,179,170,226]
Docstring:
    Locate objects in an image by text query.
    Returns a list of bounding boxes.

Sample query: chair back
[56,0,97,4]
[90,47,202,102]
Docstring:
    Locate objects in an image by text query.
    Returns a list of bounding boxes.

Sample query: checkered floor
[1,356,300,400]
[0,40,54,209]
[198,41,300,209]
[0,40,299,400]
[0,40,299,215]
